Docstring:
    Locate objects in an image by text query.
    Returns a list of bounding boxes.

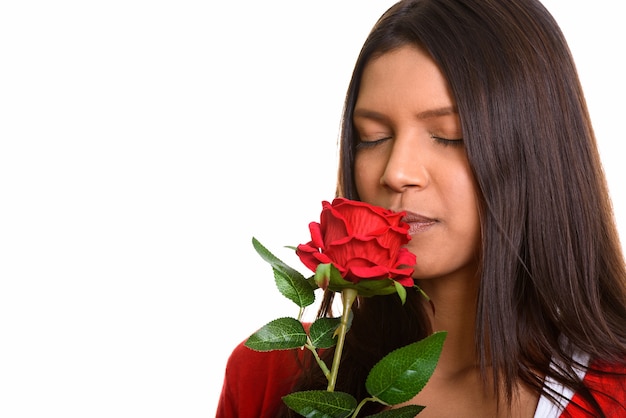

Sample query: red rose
[296,198,416,294]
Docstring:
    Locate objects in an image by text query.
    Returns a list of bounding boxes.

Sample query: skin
[353,45,538,417]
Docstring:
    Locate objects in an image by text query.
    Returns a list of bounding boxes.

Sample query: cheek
[354,157,379,200]
[446,160,479,204]
[440,163,481,227]
[453,175,482,245]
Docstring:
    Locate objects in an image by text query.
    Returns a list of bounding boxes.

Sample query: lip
[401,211,437,235]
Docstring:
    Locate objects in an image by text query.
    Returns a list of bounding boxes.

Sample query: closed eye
[432,135,463,147]
[356,136,392,149]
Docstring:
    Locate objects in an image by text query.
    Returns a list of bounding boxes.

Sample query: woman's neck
[409,272,541,417]
[415,270,481,377]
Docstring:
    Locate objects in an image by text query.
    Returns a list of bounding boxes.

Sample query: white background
[0,1,623,417]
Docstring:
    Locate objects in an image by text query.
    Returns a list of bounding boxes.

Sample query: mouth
[401,211,437,235]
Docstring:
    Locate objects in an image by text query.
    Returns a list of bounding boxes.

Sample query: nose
[379,137,429,192]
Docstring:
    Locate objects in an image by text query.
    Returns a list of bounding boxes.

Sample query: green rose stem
[327,287,359,392]
[305,337,331,379]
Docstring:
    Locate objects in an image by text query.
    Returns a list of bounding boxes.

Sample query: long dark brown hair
[280,0,626,416]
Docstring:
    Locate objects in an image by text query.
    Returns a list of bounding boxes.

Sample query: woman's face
[353,45,481,280]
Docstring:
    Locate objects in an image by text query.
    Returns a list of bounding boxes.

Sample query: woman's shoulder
[225,337,304,377]
[216,335,305,418]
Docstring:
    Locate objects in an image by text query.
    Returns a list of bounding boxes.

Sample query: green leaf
[244,317,307,351]
[393,281,407,305]
[273,267,316,308]
[309,317,341,349]
[365,331,447,405]
[252,237,315,308]
[322,264,399,298]
[314,263,332,289]
[325,263,353,291]
[367,405,425,417]
[282,390,357,418]
[306,275,320,289]
[355,278,395,292]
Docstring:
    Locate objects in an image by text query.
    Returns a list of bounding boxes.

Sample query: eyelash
[356,135,464,149]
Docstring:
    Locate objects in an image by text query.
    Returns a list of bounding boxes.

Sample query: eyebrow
[415,105,458,119]
[353,105,458,121]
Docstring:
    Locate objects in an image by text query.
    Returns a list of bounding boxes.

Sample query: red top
[216,342,626,418]
[216,341,302,418]
[561,359,626,417]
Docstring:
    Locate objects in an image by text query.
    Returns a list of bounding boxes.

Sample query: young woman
[217,0,626,416]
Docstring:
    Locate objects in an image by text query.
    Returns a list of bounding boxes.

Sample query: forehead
[356,45,455,112]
